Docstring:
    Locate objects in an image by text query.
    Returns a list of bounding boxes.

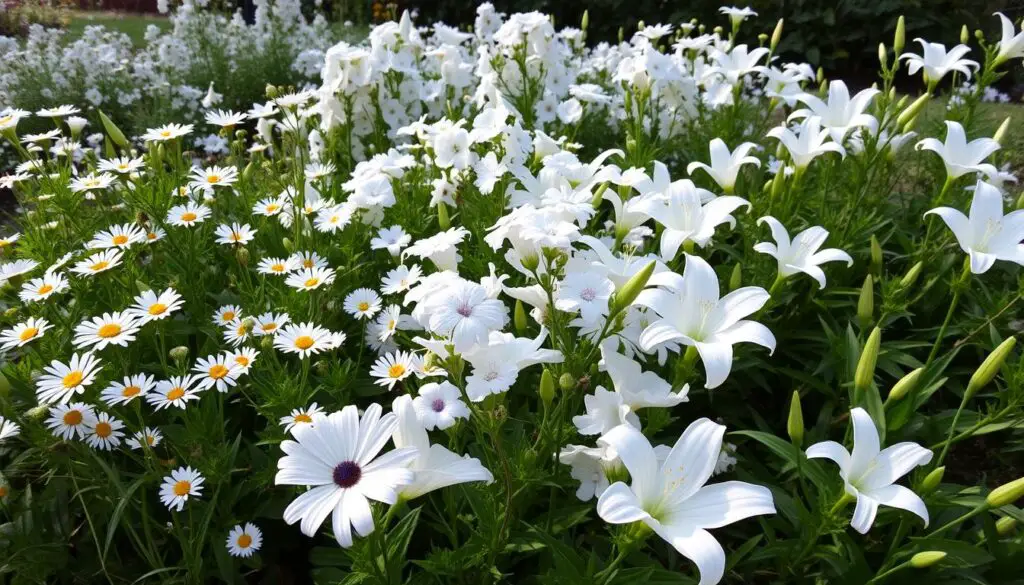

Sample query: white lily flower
[806,408,932,534]
[994,12,1024,64]
[925,180,1024,274]
[573,387,639,435]
[634,182,750,260]
[767,117,846,170]
[916,121,1000,180]
[601,342,688,409]
[790,80,879,144]
[707,44,770,85]
[635,254,775,389]
[462,328,564,402]
[392,395,493,500]
[597,421,775,585]
[753,216,853,288]
[900,39,978,85]
[686,138,761,193]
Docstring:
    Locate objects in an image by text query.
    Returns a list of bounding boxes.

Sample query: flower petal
[860,442,933,491]
[673,481,776,529]
[649,522,726,585]
[598,425,661,504]
[661,418,725,501]
[864,484,929,527]
[596,481,651,524]
[849,407,881,479]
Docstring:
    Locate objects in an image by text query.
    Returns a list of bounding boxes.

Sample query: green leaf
[386,506,422,568]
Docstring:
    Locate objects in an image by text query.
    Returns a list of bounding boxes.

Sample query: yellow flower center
[234,356,250,367]
[230,233,242,242]
[62,371,84,388]
[221,311,236,321]
[94,421,112,438]
[266,204,279,213]
[207,175,221,184]
[160,130,172,137]
[97,323,122,338]
[148,232,158,240]
[0,240,11,247]
[112,235,129,245]
[172,480,191,496]
[38,284,53,294]
[208,364,229,379]
[145,435,156,446]
[180,212,197,222]
[304,278,319,287]
[303,260,313,268]
[294,413,313,423]
[166,387,185,401]
[18,327,38,341]
[261,323,277,332]
[357,301,370,312]
[148,303,168,315]
[0,485,8,498]
[237,534,252,548]
[122,385,141,397]
[271,263,285,272]
[294,335,315,350]
[388,364,406,378]
[62,410,83,425]
[90,261,109,271]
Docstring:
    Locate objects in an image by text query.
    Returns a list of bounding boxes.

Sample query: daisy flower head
[189,165,239,192]
[159,466,204,511]
[253,197,287,217]
[223,318,253,347]
[147,376,202,410]
[314,204,353,233]
[213,305,242,326]
[100,373,155,406]
[274,322,335,358]
[370,350,416,390]
[205,109,248,127]
[0,317,52,349]
[98,156,145,175]
[167,202,211,227]
[73,311,141,350]
[0,259,39,281]
[215,223,257,246]
[36,105,80,117]
[84,412,125,451]
[274,403,417,547]
[344,288,382,319]
[86,223,147,249]
[146,227,166,243]
[228,347,259,373]
[374,305,410,342]
[0,415,21,441]
[253,312,290,336]
[36,352,102,404]
[127,427,163,450]
[226,523,263,558]
[257,256,299,276]
[71,249,124,276]
[305,161,336,180]
[285,267,336,291]
[381,264,423,295]
[45,402,96,440]
[280,402,326,433]
[412,381,470,430]
[192,353,243,392]
[128,288,184,324]
[370,226,412,256]
[142,123,194,142]
[69,173,116,194]
[20,271,69,303]
[0,232,19,248]
[290,251,327,270]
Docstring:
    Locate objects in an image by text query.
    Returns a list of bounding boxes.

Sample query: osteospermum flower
[142,123,194,142]
[36,352,102,404]
[159,466,204,511]
[280,402,326,433]
[126,427,163,450]
[147,376,202,410]
[192,354,242,392]
[0,415,21,441]
[253,312,290,336]
[71,249,123,276]
[285,267,336,292]
[213,305,242,326]
[45,402,97,440]
[84,412,125,451]
[73,311,141,350]
[128,288,184,324]
[344,288,382,319]
[100,373,155,406]
[370,351,416,390]
[228,348,259,373]
[167,203,212,227]
[0,317,52,349]
[274,322,336,358]
[215,223,257,246]
[257,256,299,276]
[86,223,147,249]
[226,523,263,558]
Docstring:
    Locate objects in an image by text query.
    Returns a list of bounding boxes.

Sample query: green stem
[926,503,989,538]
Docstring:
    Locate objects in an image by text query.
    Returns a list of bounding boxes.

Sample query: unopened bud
[855,327,882,393]
[787,390,804,447]
[98,110,128,148]
[910,551,946,569]
[242,162,255,182]
[894,16,906,55]
[240,317,256,335]
[960,25,969,45]
[729,263,742,291]
[591,182,609,209]
[235,247,250,267]
[996,516,1017,535]
[581,10,589,32]
[757,33,768,46]
[437,201,450,230]
[261,334,274,351]
[265,84,278,99]
[870,235,883,274]
[966,337,1017,399]
[618,27,624,44]
[612,260,656,315]
[897,94,931,128]
[920,465,944,493]
[878,43,888,68]
[888,367,923,401]
[1017,192,1024,210]
[900,261,924,289]
[770,19,783,52]
[169,346,190,364]
[282,237,294,253]
[857,275,874,326]
[514,300,528,333]
[559,373,575,391]
[993,116,1011,145]
[540,369,555,406]
[975,29,985,42]
[26,404,49,421]
[986,476,1024,508]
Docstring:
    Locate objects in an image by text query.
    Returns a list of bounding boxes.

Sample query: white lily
[900,39,978,86]
[634,182,750,260]
[686,138,761,193]
[391,395,493,500]
[635,254,775,389]
[753,216,853,288]
[573,387,639,435]
[767,117,846,170]
[806,408,932,534]
[916,121,1000,180]
[925,180,1024,274]
[790,80,879,144]
[601,342,688,409]
[462,328,564,402]
[707,44,770,85]
[596,421,775,585]
[994,12,1024,64]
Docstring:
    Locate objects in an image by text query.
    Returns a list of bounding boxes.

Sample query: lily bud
[857,275,874,326]
[986,476,1024,508]
[888,367,923,401]
[960,25,969,45]
[996,516,1017,535]
[900,261,924,289]
[966,337,1017,399]
[870,235,883,274]
[170,346,190,364]
[762,178,773,194]
[787,391,804,447]
[770,19,783,52]
[729,263,742,291]
[591,182,609,209]
[637,20,645,31]
[993,116,1011,145]
[581,10,589,32]
[897,94,931,129]
[855,327,882,393]
[618,27,624,44]
[612,260,656,315]
[98,110,129,148]
[539,369,555,406]
[437,202,450,230]
[104,136,116,159]
[878,43,888,68]
[816,67,824,83]
[514,300,528,333]
[921,465,944,493]
[894,16,906,55]
[558,373,575,391]
[910,551,946,569]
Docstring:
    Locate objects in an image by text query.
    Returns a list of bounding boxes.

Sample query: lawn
[64,10,170,47]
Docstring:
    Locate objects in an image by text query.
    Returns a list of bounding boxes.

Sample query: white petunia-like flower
[0,317,52,349]
[560,444,621,501]
[128,288,184,324]
[925,180,1024,273]
[597,421,776,585]
[807,408,932,534]
[71,249,124,276]
[600,342,688,409]
[214,223,257,246]
[36,352,102,404]
[412,382,470,430]
[916,121,1000,180]
[426,279,508,353]
[45,402,97,440]
[753,216,853,288]
[73,311,141,350]
[159,466,204,511]
[463,328,564,402]
[344,288,383,319]
[226,523,263,558]
[280,403,327,433]
[100,373,155,406]
[275,404,418,547]
[686,138,761,193]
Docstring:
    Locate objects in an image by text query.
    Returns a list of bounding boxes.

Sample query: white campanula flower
[159,466,204,511]
[371,226,412,256]
[926,180,1024,273]
[463,328,563,402]
[754,216,853,288]
[900,39,978,86]
[226,523,262,558]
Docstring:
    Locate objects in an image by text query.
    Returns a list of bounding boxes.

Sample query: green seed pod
[996,516,1017,535]
[612,260,656,315]
[870,235,883,274]
[888,367,923,401]
[514,299,528,333]
[854,327,882,393]
[729,263,742,291]
[559,373,575,391]
[966,337,1017,399]
[900,261,924,289]
[98,110,129,148]
[857,275,874,326]
[894,16,906,55]
[540,369,555,406]
[169,346,190,364]
[787,390,804,447]
[986,476,1024,508]
[770,19,783,52]
[910,551,946,569]
[920,465,944,493]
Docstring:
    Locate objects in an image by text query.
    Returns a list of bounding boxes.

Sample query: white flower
[718,6,757,26]
[381,265,423,295]
[686,139,761,193]
[127,288,184,323]
[86,223,147,249]
[193,353,243,392]
[275,404,418,547]
[147,376,202,410]
[916,121,999,180]
[36,352,103,404]
[426,280,507,353]
[900,40,978,85]
[0,415,20,441]
[474,152,507,195]
[213,305,242,326]
[45,402,96,440]
[73,311,141,350]
[84,412,124,450]
[0,317,52,349]
[463,328,564,401]
[20,272,69,303]
[206,110,247,127]
[635,254,775,389]
[597,421,775,585]
[790,81,879,144]
[72,249,124,276]
[275,323,338,358]
[635,181,750,259]
[371,226,412,256]
[127,427,163,450]
[280,403,327,433]
[226,523,263,558]
[159,466,204,511]
[600,343,688,409]
[806,408,932,534]
[344,288,383,319]
[286,267,336,291]
[754,216,853,288]
[574,387,638,435]
[994,12,1024,64]
[370,351,417,389]
[767,117,846,169]
[142,123,193,142]
[214,223,257,246]
[0,259,39,281]
[555,264,615,327]
[412,382,470,430]
[168,202,211,227]
[433,125,476,169]
[559,444,620,501]
[404,227,470,271]
[258,256,299,276]
[100,373,155,406]
[925,180,1024,273]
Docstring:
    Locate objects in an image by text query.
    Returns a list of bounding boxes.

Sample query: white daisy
[274,322,335,358]
[213,305,242,326]
[69,173,116,194]
[19,272,69,302]
[253,197,286,217]
[0,415,21,441]
[192,353,243,392]
[142,123,193,142]
[36,352,102,404]
[285,267,336,292]
[371,226,412,256]
[100,373,155,406]
[167,203,212,227]
[253,312,290,336]
[280,402,326,433]
[126,427,163,450]
[205,110,248,127]
[0,259,39,281]
[45,402,97,440]
[381,264,423,295]
[289,251,328,270]
[0,317,52,349]
[98,156,145,175]
[84,412,125,450]
[147,376,202,410]
[226,523,263,558]
[369,351,416,390]
[71,249,123,276]
[257,257,299,276]
[343,288,382,319]
[227,348,259,373]
[85,223,147,249]
[159,466,204,511]
[0,232,20,248]
[223,319,252,347]
[73,311,141,350]
[189,165,238,193]
[214,223,257,246]
[128,288,184,324]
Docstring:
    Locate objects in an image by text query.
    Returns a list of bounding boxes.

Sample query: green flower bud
[770,19,783,52]
[910,551,946,569]
[540,369,555,406]
[897,94,931,129]
[870,236,883,274]
[966,337,1017,399]
[855,327,882,393]
[242,161,255,182]
[104,136,117,159]
[559,373,575,391]
[514,300,528,333]
[618,27,624,44]
[729,263,742,291]
[960,24,969,45]
[787,390,804,447]
[894,16,906,55]
[888,367,923,401]
[26,404,49,421]
[265,84,279,99]
[900,261,924,289]
[581,10,589,32]
[235,247,250,267]
[591,182,610,209]
[878,43,888,68]
[98,110,129,148]
[240,317,256,335]
[857,275,874,326]
[975,29,985,42]
[757,33,768,46]
[920,465,944,493]
[282,237,295,253]
[993,116,1011,146]
[314,360,330,375]
[612,260,656,315]
[437,202,450,230]
[762,178,773,194]
[986,476,1024,508]
[1017,192,1024,210]
[816,67,824,83]
[169,346,190,364]
[996,516,1017,535]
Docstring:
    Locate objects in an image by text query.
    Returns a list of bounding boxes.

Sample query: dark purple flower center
[580,287,596,302]
[332,461,362,488]
[456,303,474,317]
[431,398,446,412]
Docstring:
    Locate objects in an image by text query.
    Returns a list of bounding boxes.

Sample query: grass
[64,10,171,48]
